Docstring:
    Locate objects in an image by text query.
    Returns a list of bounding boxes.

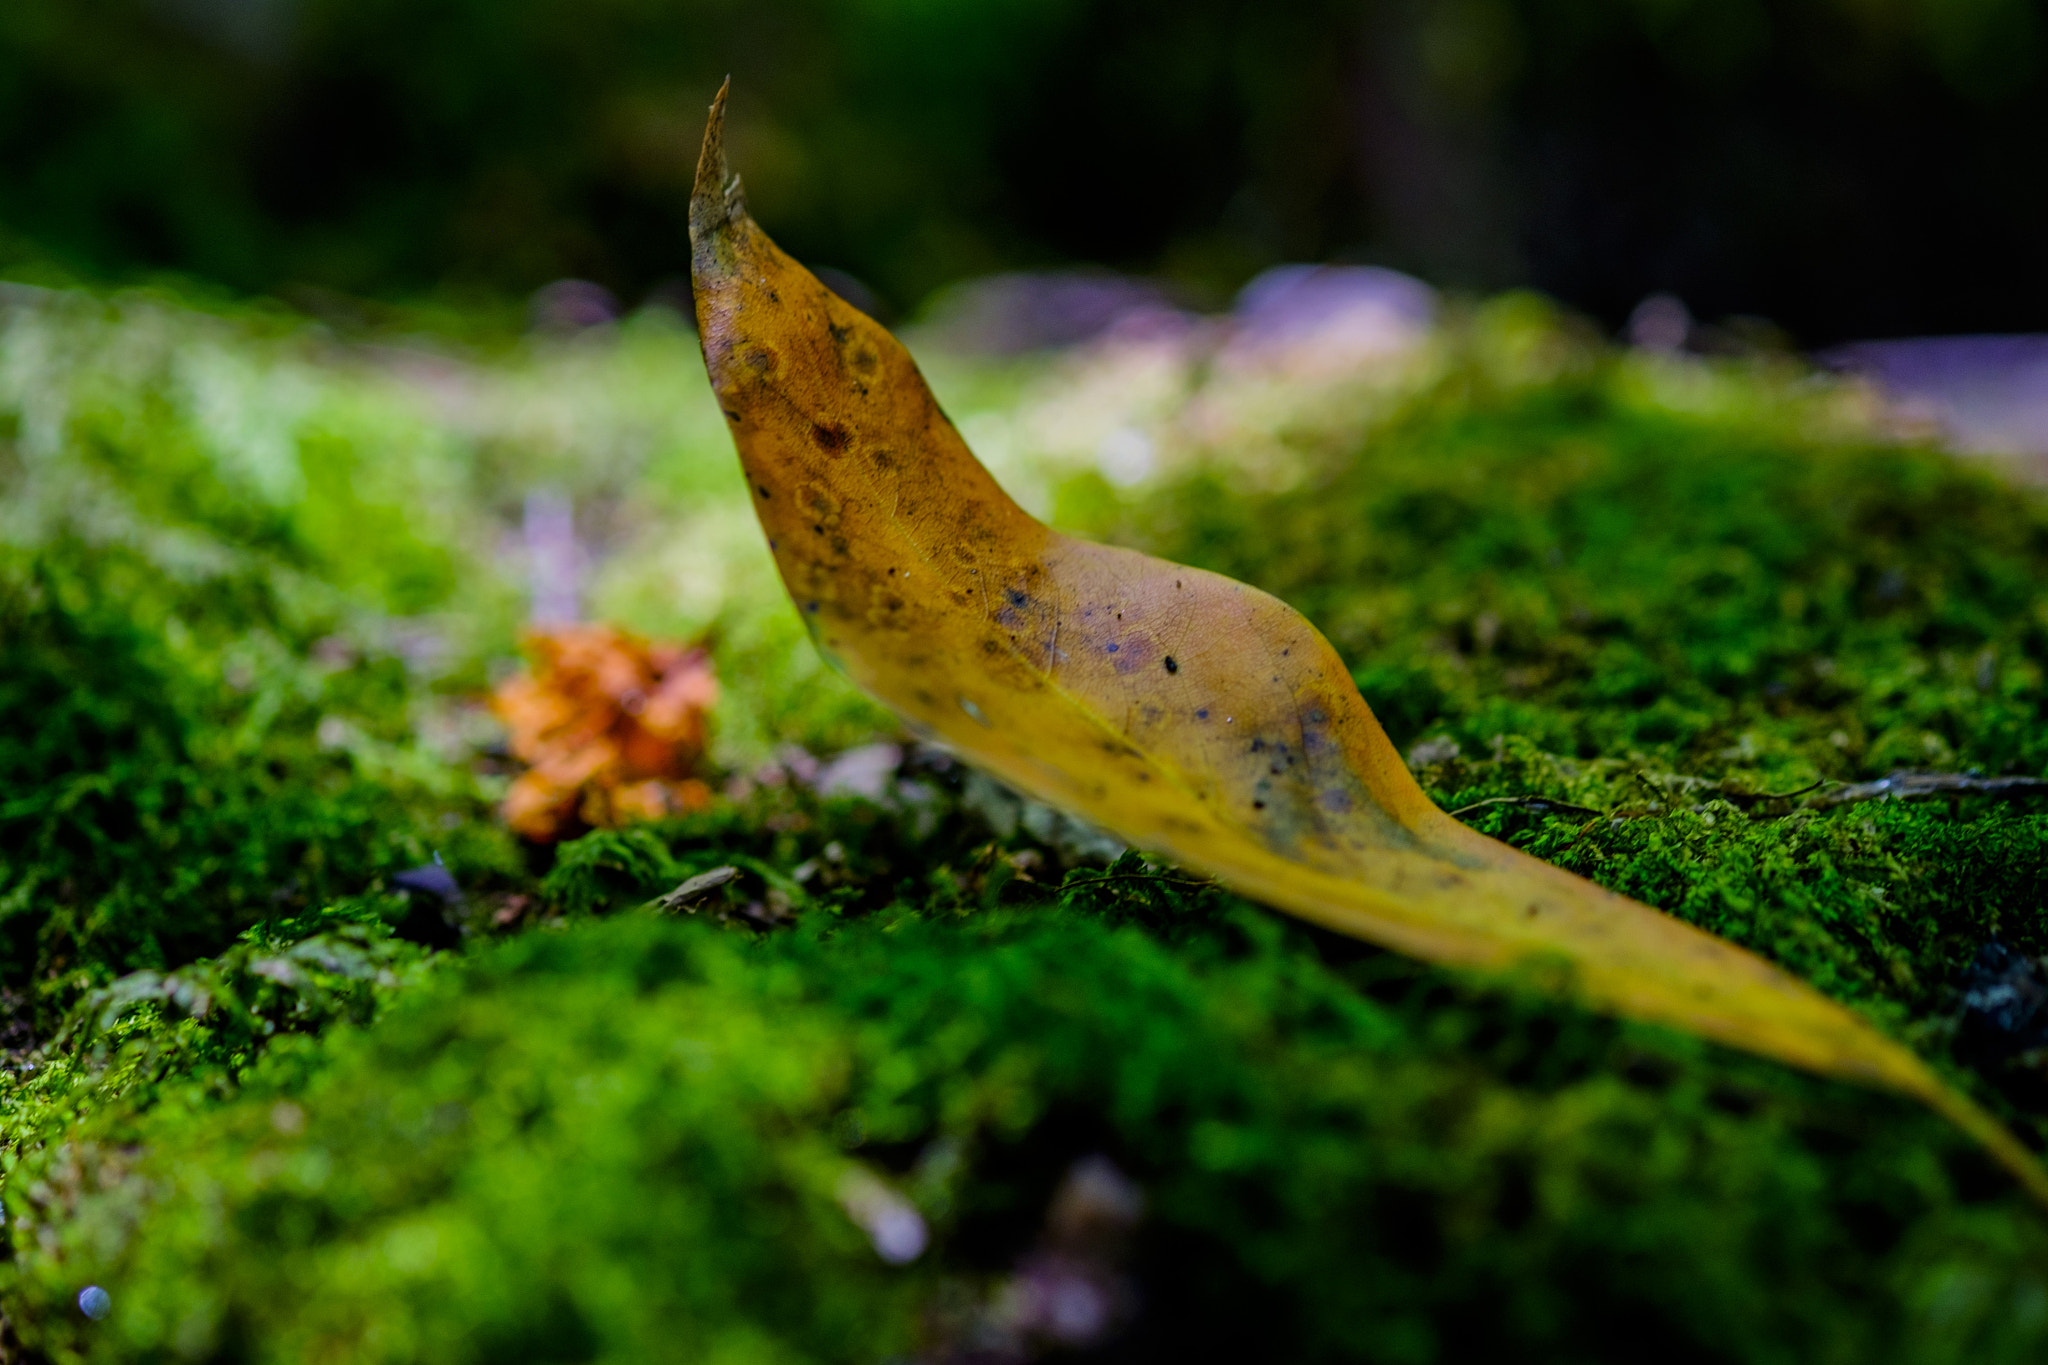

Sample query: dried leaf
[687,83,2048,1204]
[490,623,717,841]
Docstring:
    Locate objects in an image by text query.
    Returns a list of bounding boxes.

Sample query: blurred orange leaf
[490,624,717,841]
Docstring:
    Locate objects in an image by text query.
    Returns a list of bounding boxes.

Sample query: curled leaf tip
[690,78,745,244]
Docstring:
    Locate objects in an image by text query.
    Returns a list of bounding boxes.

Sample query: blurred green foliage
[1112,317,2048,778]
[0,283,550,1040]
[2,0,2045,334]
[0,279,880,1037]
[3,284,2048,1360]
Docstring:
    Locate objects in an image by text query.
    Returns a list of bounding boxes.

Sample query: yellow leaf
[686,82,2048,1206]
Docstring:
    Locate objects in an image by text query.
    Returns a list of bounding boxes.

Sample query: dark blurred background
[3,0,2044,343]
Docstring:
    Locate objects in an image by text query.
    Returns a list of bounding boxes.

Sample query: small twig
[1804,771,2048,810]
[1448,795,1608,821]
[1711,779,1824,809]
[1071,872,1218,891]
[1441,771,2045,827]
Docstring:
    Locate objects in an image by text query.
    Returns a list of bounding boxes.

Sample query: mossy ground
[2,286,2047,1363]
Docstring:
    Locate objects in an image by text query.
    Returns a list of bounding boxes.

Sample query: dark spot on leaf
[1105,643,1120,653]
[722,408,742,421]
[1163,656,1179,674]
[812,423,849,452]
[1197,709,1209,719]
[756,485,771,498]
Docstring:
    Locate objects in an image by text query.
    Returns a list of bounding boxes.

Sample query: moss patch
[5,294,2048,1361]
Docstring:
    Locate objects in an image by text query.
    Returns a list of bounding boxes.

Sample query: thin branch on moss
[1070,872,1219,892]
[1448,795,1608,821]
[1449,771,2048,828]
[1805,771,2048,809]
[1711,779,1825,809]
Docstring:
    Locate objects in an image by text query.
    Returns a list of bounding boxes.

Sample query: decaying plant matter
[687,82,2048,1204]
[491,623,717,841]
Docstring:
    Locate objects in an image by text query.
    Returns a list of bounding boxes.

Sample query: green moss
[1104,335,2048,781]
[7,293,2048,1361]
[0,540,508,1029]
[11,903,2048,1364]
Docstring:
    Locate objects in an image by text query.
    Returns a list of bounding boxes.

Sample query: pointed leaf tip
[691,78,744,241]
